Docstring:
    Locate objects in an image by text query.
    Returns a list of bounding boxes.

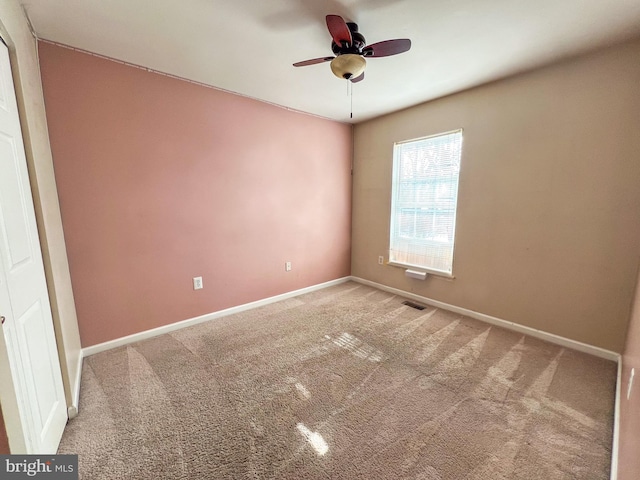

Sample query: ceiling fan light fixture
[330,54,366,80]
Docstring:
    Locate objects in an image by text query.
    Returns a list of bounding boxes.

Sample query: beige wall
[0,0,82,417]
[352,39,640,353]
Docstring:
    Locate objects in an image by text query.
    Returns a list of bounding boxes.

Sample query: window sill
[387,261,455,279]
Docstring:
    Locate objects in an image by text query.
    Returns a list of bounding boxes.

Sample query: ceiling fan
[293,15,411,83]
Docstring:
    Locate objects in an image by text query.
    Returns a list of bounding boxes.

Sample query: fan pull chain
[347,80,353,119]
[350,87,353,119]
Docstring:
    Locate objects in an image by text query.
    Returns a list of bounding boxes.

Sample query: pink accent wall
[38,42,352,348]
[619,269,640,480]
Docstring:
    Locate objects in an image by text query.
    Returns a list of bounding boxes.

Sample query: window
[389,130,463,275]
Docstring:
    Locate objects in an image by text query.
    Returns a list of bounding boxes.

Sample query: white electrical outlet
[378,256,384,265]
[285,261,292,272]
[193,276,203,290]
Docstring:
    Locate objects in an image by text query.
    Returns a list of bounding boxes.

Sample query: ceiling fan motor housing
[331,27,366,55]
[330,23,367,80]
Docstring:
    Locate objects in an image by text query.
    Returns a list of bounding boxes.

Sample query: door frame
[0,14,80,453]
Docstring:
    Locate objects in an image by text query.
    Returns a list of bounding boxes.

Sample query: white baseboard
[610,356,622,480]
[84,274,618,361]
[67,352,83,419]
[82,276,351,357]
[350,276,619,361]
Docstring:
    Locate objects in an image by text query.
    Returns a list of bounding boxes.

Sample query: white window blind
[389,130,463,275]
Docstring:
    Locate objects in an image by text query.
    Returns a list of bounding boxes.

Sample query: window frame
[388,129,463,278]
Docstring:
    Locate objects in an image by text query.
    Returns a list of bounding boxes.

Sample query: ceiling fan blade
[326,15,352,46]
[293,56,335,67]
[350,72,364,83]
[362,39,411,57]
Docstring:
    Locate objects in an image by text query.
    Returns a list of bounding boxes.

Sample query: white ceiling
[22,0,640,123]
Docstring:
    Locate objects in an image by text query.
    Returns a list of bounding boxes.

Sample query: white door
[0,41,67,453]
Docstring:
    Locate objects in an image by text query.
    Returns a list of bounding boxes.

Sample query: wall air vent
[402,300,426,310]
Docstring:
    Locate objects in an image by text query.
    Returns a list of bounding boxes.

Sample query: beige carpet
[60,281,616,479]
